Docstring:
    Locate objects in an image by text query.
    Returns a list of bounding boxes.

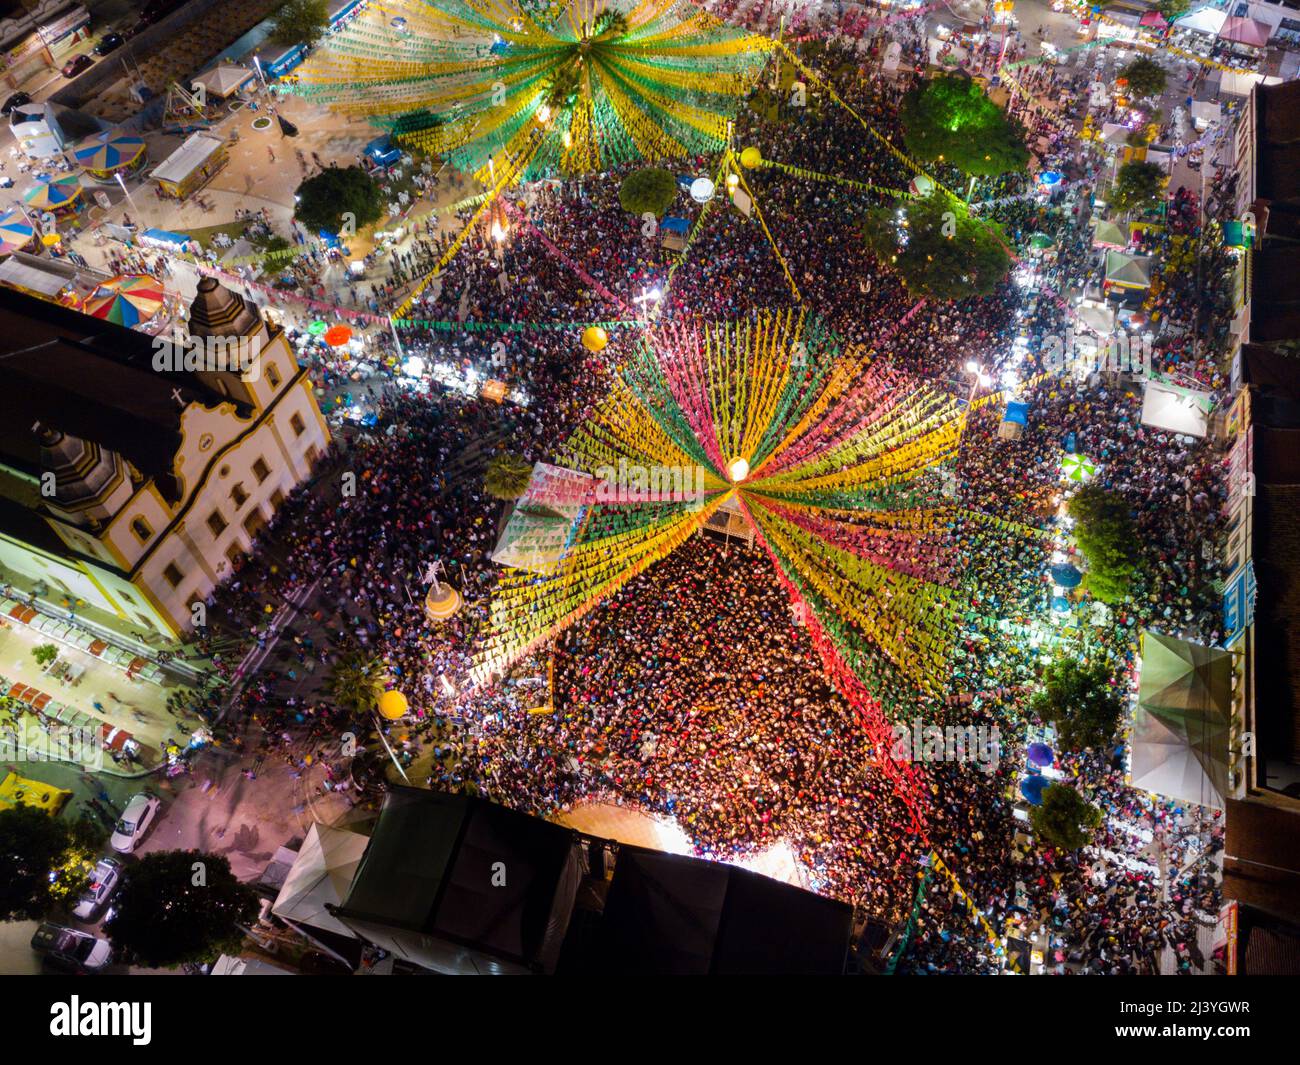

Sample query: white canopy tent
[1219,70,1282,96]
[191,63,255,99]
[271,822,368,940]
[1190,100,1221,129]
[1140,379,1212,438]
[1130,631,1233,809]
[1175,6,1228,35]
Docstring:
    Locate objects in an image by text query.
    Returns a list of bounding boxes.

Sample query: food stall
[150,132,228,199]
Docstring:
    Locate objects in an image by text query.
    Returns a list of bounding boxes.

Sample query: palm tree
[484,453,533,501]
[326,651,388,716]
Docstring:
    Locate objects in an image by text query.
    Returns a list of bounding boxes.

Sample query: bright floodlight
[727,457,750,483]
[965,359,980,373]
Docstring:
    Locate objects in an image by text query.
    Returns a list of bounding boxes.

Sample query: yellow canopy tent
[0,771,72,815]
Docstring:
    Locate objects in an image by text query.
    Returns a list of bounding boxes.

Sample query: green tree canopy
[485,453,534,500]
[327,650,389,716]
[1032,658,1126,751]
[618,167,678,218]
[863,192,1012,301]
[270,0,329,48]
[0,806,77,921]
[1157,0,1190,20]
[294,165,383,237]
[1030,784,1104,851]
[32,643,57,666]
[1068,484,1140,603]
[1119,56,1168,99]
[1110,160,1166,214]
[105,850,259,968]
[900,73,1029,176]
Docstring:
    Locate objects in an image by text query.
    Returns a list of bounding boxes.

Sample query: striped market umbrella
[83,274,166,327]
[73,130,146,173]
[0,209,35,254]
[23,174,82,211]
[1061,453,1098,482]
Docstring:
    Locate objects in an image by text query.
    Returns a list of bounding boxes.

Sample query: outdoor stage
[556,800,813,891]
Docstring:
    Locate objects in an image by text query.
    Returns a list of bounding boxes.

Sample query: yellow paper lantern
[739,146,762,169]
[378,690,408,720]
[581,325,608,352]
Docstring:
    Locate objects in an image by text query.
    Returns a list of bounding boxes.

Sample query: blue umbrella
[1051,596,1071,612]
[1050,562,1083,589]
[1027,742,1054,768]
[1020,774,1049,805]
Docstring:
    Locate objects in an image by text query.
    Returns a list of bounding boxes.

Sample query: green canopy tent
[1129,630,1233,809]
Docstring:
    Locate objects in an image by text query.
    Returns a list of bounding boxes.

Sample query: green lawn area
[184,220,251,249]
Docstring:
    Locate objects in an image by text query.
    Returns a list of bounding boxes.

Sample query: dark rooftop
[0,285,246,491]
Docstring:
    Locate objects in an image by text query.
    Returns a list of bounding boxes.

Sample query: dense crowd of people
[159,14,1241,974]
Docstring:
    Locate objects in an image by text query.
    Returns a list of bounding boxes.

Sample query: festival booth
[1130,630,1233,809]
[190,63,255,100]
[998,400,1029,440]
[72,129,147,180]
[8,101,103,161]
[1140,378,1213,438]
[139,227,194,253]
[660,215,689,252]
[0,252,77,303]
[150,133,228,199]
[1103,250,1154,291]
[1091,218,1129,249]
[364,135,401,168]
[250,42,307,82]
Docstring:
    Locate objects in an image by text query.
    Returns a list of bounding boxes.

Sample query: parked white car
[73,857,123,919]
[110,793,162,854]
[31,922,113,972]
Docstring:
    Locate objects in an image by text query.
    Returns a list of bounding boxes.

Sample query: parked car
[93,32,124,56]
[1,91,30,115]
[61,54,94,78]
[30,922,112,973]
[72,857,123,920]
[109,792,161,853]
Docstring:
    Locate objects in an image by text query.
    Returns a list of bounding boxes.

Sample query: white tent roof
[1175,6,1227,34]
[191,63,254,98]
[1190,100,1221,126]
[1219,70,1282,96]
[271,822,368,938]
[1140,379,1211,438]
[151,133,224,183]
[1130,631,1232,809]
[1100,121,1131,146]
[0,256,71,297]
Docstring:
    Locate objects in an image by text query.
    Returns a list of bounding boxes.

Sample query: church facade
[0,277,330,640]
